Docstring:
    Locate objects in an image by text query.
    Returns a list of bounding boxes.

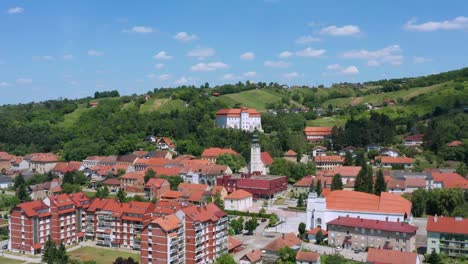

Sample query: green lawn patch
[307,116,348,127]
[0,256,26,264]
[213,89,282,112]
[69,246,140,264]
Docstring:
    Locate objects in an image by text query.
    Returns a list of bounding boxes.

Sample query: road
[413,217,428,254]
[302,242,367,262]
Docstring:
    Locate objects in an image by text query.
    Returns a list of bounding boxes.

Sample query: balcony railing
[134,224,144,229]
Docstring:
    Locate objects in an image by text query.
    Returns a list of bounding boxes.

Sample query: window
[370,229,374,235]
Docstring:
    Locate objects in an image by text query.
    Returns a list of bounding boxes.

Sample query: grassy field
[59,106,91,127]
[0,256,25,264]
[213,89,282,111]
[307,116,348,127]
[140,98,185,113]
[69,246,140,264]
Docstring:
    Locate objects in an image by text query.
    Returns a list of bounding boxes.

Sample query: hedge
[224,209,273,219]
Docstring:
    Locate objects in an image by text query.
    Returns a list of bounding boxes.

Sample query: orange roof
[102,178,121,186]
[261,152,273,166]
[379,156,414,164]
[49,193,76,208]
[178,182,208,192]
[227,236,242,251]
[159,137,175,148]
[147,166,181,176]
[314,155,344,163]
[306,227,328,236]
[296,251,320,262]
[211,186,226,195]
[87,198,115,212]
[184,190,205,202]
[152,214,181,232]
[293,175,313,187]
[427,216,468,235]
[263,233,302,252]
[120,171,145,180]
[182,203,226,222]
[216,108,261,117]
[325,190,411,215]
[152,200,185,215]
[15,200,49,217]
[432,172,468,189]
[284,150,297,156]
[405,177,426,188]
[243,249,262,263]
[367,248,418,264]
[162,190,182,199]
[145,178,168,188]
[122,201,152,216]
[29,153,59,162]
[447,140,463,147]
[135,157,169,167]
[225,189,253,200]
[304,126,332,136]
[201,147,239,158]
[324,166,361,177]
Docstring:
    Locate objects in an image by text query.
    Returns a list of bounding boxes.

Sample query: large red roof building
[304,126,333,142]
[215,107,262,132]
[217,174,287,199]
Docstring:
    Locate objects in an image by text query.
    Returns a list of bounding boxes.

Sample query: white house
[306,190,412,230]
[224,189,253,211]
[215,107,262,132]
[0,176,13,189]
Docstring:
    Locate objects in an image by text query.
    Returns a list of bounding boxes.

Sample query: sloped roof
[201,147,239,158]
[120,171,145,180]
[216,108,261,117]
[263,233,302,252]
[405,134,424,141]
[324,166,361,177]
[145,178,168,188]
[162,190,182,199]
[366,248,418,264]
[447,140,463,147]
[306,227,328,236]
[432,172,468,189]
[328,216,417,233]
[261,152,273,166]
[379,156,414,164]
[284,150,297,156]
[304,126,333,135]
[227,236,242,251]
[296,251,320,262]
[427,216,468,235]
[314,155,344,163]
[29,153,59,162]
[182,203,226,223]
[102,178,121,186]
[178,182,208,192]
[405,177,426,188]
[293,175,313,187]
[243,249,262,263]
[152,214,181,232]
[15,200,50,217]
[134,157,169,167]
[225,189,253,200]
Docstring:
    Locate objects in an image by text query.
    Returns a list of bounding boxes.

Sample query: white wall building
[224,189,253,211]
[215,108,262,132]
[306,190,412,230]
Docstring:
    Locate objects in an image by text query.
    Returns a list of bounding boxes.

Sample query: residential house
[178,183,209,204]
[144,135,157,143]
[304,127,332,142]
[120,171,146,192]
[314,156,344,170]
[293,175,314,194]
[431,172,468,189]
[201,147,239,164]
[312,146,327,157]
[366,248,421,264]
[102,178,121,192]
[240,249,262,264]
[427,215,468,257]
[158,137,176,151]
[284,150,298,163]
[404,134,424,146]
[262,233,302,263]
[145,178,170,200]
[379,148,399,158]
[0,176,13,189]
[224,189,253,211]
[306,227,328,242]
[339,146,356,157]
[296,251,320,264]
[26,153,59,174]
[215,107,262,132]
[376,156,414,169]
[320,166,362,186]
[327,216,417,252]
[211,186,228,201]
[51,161,82,178]
[227,236,243,253]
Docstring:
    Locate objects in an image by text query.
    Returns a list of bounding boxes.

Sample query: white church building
[248,133,271,175]
[306,190,412,230]
[215,107,262,132]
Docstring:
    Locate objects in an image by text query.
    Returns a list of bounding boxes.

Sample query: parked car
[335,246,342,251]
[354,248,360,254]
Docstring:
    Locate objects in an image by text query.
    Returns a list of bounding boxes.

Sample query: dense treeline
[94,90,120,99]
[409,188,468,217]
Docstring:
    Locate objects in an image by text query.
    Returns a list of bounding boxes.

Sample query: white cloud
[264,60,292,68]
[16,78,32,85]
[154,63,165,69]
[173,32,198,42]
[295,35,321,44]
[403,16,468,32]
[296,47,326,57]
[341,45,403,66]
[283,72,301,78]
[0,81,11,87]
[63,54,75,60]
[187,48,215,60]
[320,25,361,36]
[325,64,359,75]
[222,74,240,80]
[88,50,103,56]
[190,62,228,72]
[240,52,255,60]
[175,77,194,85]
[154,51,172,60]
[278,51,293,58]
[124,26,155,34]
[7,7,23,14]
[243,71,257,78]
[413,56,432,64]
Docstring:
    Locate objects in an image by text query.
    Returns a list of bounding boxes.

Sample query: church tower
[249,132,266,174]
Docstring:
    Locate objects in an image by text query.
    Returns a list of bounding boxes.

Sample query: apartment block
[427,215,468,257]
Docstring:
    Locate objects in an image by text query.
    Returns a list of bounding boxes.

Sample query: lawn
[213,89,283,112]
[59,106,91,127]
[69,246,140,264]
[0,256,25,264]
[307,116,348,127]
[140,98,185,113]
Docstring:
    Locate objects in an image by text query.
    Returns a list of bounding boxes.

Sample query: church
[248,133,273,174]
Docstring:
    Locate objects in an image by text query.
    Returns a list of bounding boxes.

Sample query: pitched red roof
[405,177,426,188]
[145,178,168,188]
[151,214,181,232]
[162,190,182,199]
[296,251,320,262]
[427,216,468,235]
[147,166,181,176]
[120,171,145,180]
[447,140,463,147]
[225,189,253,200]
[367,248,418,264]
[159,137,175,148]
[328,216,417,233]
[181,203,227,222]
[15,200,50,217]
[263,233,302,252]
[243,249,262,263]
[227,236,242,251]
[216,108,261,117]
[284,150,297,156]
[325,190,411,215]
[314,155,344,163]
[432,172,468,189]
[323,166,361,177]
[379,156,414,164]
[405,134,424,141]
[135,157,169,167]
[260,152,273,166]
[306,227,328,236]
[304,126,333,136]
[293,175,313,187]
[29,153,59,162]
[201,147,239,158]
[178,182,208,192]
[102,178,121,186]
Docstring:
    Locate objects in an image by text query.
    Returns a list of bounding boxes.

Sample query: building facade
[224,189,253,211]
[304,127,332,142]
[217,174,288,199]
[215,108,262,132]
[314,156,344,170]
[427,215,468,257]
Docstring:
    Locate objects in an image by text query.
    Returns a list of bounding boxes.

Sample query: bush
[224,209,272,219]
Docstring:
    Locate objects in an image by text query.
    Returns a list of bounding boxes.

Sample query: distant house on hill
[304,127,332,142]
[383,99,396,106]
[404,134,424,146]
[157,137,176,151]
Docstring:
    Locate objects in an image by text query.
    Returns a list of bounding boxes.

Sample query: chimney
[434,214,438,223]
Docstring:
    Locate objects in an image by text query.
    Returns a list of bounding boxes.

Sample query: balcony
[195,225,203,231]
[134,224,144,229]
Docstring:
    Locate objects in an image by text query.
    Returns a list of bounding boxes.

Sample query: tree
[213,193,224,209]
[297,194,304,207]
[315,179,322,196]
[315,229,324,244]
[216,153,246,173]
[144,169,155,183]
[309,179,315,193]
[14,174,25,188]
[323,254,347,264]
[331,174,343,191]
[230,219,243,234]
[298,222,306,239]
[63,171,74,185]
[374,169,387,195]
[410,189,427,217]
[17,184,30,202]
[456,162,466,177]
[160,175,183,190]
[259,207,266,216]
[214,254,236,264]
[343,151,353,166]
[427,249,441,264]
[42,236,56,264]
[354,165,373,194]
[55,243,69,264]
[245,217,257,235]
[117,189,127,203]
[113,257,138,264]
[269,213,279,227]
[278,247,297,263]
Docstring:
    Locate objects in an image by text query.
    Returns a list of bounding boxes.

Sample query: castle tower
[249,132,266,174]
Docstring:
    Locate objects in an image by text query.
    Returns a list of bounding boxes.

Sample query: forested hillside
[0,68,466,166]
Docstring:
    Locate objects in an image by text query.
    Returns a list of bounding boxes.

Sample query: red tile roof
[225,189,253,200]
[227,236,242,251]
[159,137,175,148]
[306,227,328,236]
[162,190,182,199]
[68,192,91,208]
[304,126,333,136]
[201,147,239,158]
[447,140,463,147]
[294,175,314,187]
[367,248,418,264]
[325,190,412,215]
[243,249,262,263]
[29,153,59,162]
[296,251,320,262]
[379,156,414,164]
[153,200,184,215]
[328,216,417,233]
[151,214,181,232]
[147,166,181,176]
[260,152,273,166]
[324,166,361,177]
[135,157,169,167]
[145,178,168,188]
[432,172,468,189]
[427,216,468,235]
[87,198,115,212]
[182,203,227,222]
[263,233,302,252]
[15,200,50,217]
[284,150,297,156]
[216,108,261,117]
[387,179,406,189]
[405,134,424,141]
[178,182,208,192]
[120,171,145,180]
[102,178,121,186]
[314,155,344,163]
[405,177,426,188]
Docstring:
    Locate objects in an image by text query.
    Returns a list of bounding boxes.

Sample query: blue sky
[1,0,467,104]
